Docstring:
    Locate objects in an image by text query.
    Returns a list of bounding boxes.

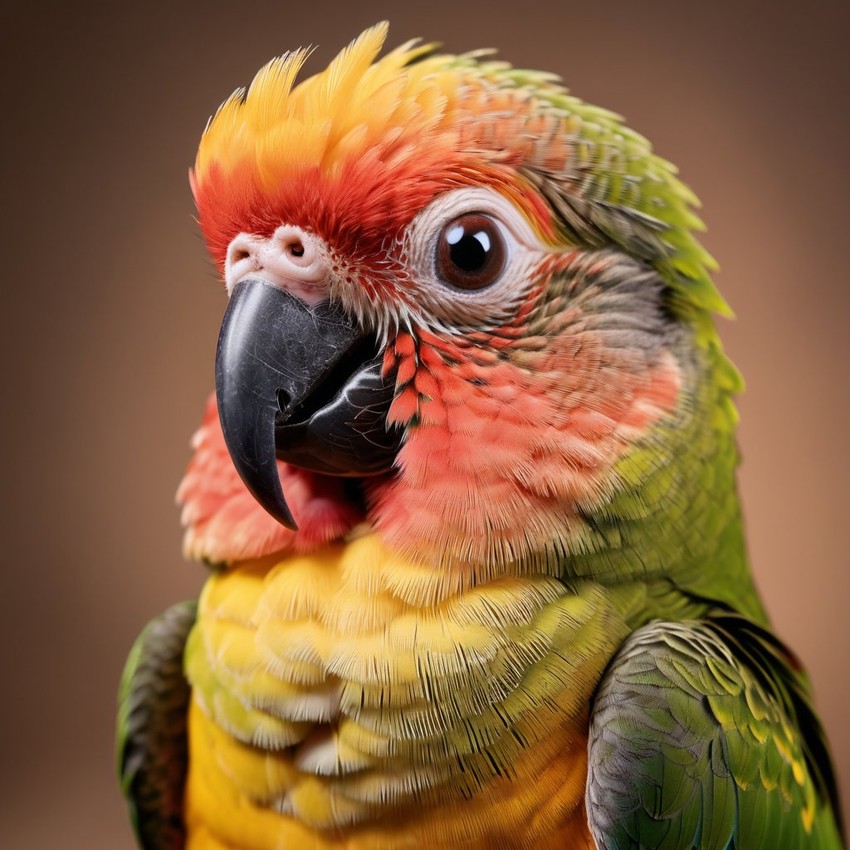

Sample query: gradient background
[1,1,847,846]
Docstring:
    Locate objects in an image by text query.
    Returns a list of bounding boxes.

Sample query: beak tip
[272,501,299,532]
[241,468,299,531]
[231,448,299,532]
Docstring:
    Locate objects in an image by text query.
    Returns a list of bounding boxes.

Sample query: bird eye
[436,214,506,290]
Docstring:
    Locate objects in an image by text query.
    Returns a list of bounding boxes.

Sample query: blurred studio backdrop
[1,1,847,847]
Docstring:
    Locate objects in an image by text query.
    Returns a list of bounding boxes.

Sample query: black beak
[214,279,401,529]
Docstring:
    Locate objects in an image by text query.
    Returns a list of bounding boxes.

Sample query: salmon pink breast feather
[117,22,845,850]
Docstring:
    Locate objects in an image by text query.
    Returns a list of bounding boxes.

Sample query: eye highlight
[436,214,506,290]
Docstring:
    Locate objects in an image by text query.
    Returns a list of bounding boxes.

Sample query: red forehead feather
[193,143,552,272]
[194,146,455,268]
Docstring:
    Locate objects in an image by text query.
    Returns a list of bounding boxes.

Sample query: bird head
[188,23,744,594]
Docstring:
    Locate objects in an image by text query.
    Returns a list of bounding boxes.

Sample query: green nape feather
[587,613,844,850]
[117,600,196,850]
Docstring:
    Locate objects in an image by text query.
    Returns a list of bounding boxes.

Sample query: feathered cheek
[368,347,685,569]
[384,329,682,442]
[614,352,682,438]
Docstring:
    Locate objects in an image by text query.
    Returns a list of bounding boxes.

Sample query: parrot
[116,22,845,850]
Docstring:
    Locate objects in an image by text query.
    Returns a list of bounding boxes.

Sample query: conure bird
[117,22,845,850]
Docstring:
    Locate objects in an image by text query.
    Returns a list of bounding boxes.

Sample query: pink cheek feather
[371,339,681,566]
[394,355,418,386]
[387,385,420,428]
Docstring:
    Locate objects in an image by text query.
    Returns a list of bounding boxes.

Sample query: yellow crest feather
[194,23,448,192]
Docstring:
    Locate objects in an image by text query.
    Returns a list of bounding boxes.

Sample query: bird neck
[570,339,766,624]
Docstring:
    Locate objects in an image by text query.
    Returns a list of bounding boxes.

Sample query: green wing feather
[587,615,844,850]
[116,600,197,850]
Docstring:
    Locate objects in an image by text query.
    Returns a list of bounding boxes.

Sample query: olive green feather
[117,600,196,850]
[587,614,844,850]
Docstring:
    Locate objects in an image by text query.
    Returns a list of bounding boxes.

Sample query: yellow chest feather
[184,534,623,849]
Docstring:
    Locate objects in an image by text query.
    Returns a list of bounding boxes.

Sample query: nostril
[226,236,256,272]
[281,236,312,266]
[274,228,317,268]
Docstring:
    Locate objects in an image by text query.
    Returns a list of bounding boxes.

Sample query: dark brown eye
[436,214,506,290]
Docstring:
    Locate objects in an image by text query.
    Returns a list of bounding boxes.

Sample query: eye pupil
[437,214,505,290]
[447,226,491,272]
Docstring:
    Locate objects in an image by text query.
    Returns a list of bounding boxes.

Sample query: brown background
[1,1,847,846]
